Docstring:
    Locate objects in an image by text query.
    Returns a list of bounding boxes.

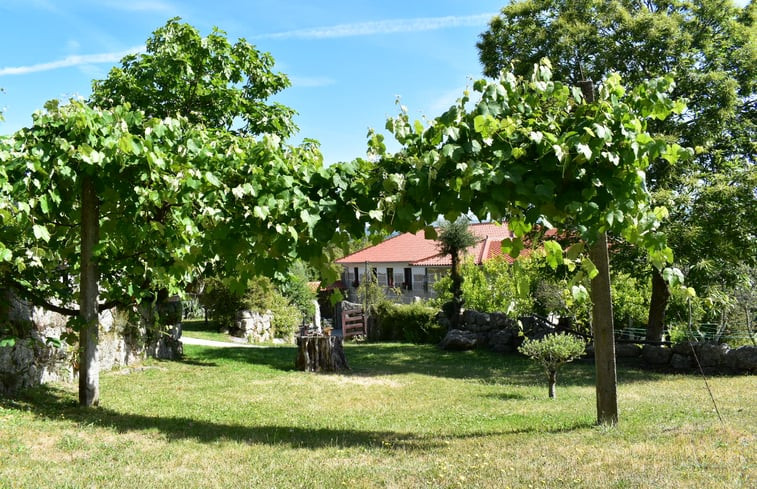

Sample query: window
[387,268,394,287]
[353,267,359,286]
[404,268,413,291]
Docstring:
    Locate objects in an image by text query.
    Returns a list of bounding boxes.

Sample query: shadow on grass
[181,318,217,334]
[183,341,623,388]
[181,341,689,394]
[185,344,298,371]
[0,385,593,449]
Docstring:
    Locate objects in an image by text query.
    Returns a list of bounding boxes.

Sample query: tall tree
[370,59,686,424]
[478,0,756,341]
[437,217,477,329]
[0,101,334,406]
[91,18,296,138]
[0,21,340,407]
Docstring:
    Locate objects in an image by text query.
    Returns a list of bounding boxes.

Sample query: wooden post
[580,79,618,425]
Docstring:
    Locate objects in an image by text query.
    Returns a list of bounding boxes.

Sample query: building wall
[341,263,449,303]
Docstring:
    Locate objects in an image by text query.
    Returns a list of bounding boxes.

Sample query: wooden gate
[341,308,366,338]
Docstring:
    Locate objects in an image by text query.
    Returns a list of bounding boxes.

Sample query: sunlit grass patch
[0,343,754,488]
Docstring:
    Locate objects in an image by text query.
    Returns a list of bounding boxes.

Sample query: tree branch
[6,280,79,316]
[4,279,127,316]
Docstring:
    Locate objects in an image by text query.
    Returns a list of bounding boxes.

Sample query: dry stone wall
[439,308,757,373]
[1,290,183,395]
[231,309,273,343]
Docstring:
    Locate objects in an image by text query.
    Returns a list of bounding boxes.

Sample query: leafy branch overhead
[371,59,691,274]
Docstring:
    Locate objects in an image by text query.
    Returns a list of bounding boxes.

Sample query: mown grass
[181,318,234,343]
[0,342,754,488]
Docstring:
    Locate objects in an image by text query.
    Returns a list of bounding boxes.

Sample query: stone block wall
[231,309,273,343]
[1,290,183,395]
[439,308,757,373]
[438,310,556,352]
[587,341,757,373]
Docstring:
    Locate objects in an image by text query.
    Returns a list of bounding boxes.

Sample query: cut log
[295,335,349,372]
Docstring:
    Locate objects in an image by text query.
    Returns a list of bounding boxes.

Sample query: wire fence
[615,324,756,345]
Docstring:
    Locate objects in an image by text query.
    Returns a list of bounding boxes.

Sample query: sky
[0,0,506,165]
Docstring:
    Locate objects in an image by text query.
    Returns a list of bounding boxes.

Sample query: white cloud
[97,1,175,12]
[0,46,144,77]
[257,13,497,40]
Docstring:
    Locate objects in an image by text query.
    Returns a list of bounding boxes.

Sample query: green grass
[1,343,754,488]
[181,318,237,343]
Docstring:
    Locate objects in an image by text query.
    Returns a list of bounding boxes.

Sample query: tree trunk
[646,267,669,343]
[589,232,618,425]
[295,335,349,372]
[579,79,618,425]
[450,251,462,330]
[79,174,100,407]
[548,370,557,399]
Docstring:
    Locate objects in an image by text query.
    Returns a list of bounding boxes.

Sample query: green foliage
[356,274,388,316]
[437,217,478,326]
[200,276,302,339]
[519,333,587,371]
[610,272,651,329]
[518,333,587,398]
[478,0,756,332]
[437,217,478,257]
[199,277,243,330]
[277,262,316,320]
[372,302,443,344]
[434,256,536,317]
[373,59,686,275]
[91,18,296,138]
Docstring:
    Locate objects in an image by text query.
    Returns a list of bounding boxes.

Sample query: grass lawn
[181,318,236,343]
[0,342,754,488]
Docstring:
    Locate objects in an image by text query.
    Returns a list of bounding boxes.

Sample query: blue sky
[0,0,505,165]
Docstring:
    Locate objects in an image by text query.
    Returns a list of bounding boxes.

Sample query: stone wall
[438,310,556,352]
[588,341,757,373]
[231,309,273,343]
[438,308,757,373]
[0,290,183,395]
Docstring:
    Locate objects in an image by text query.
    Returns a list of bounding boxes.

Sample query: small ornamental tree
[519,333,587,399]
[437,217,477,329]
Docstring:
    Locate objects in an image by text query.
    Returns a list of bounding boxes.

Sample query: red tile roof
[335,222,514,266]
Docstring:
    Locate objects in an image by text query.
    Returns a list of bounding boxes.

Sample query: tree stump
[295,334,349,372]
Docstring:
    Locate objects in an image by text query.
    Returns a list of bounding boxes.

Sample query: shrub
[432,256,536,317]
[610,272,650,330]
[518,333,586,399]
[199,277,242,330]
[372,302,443,344]
[278,262,316,320]
[200,276,302,339]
